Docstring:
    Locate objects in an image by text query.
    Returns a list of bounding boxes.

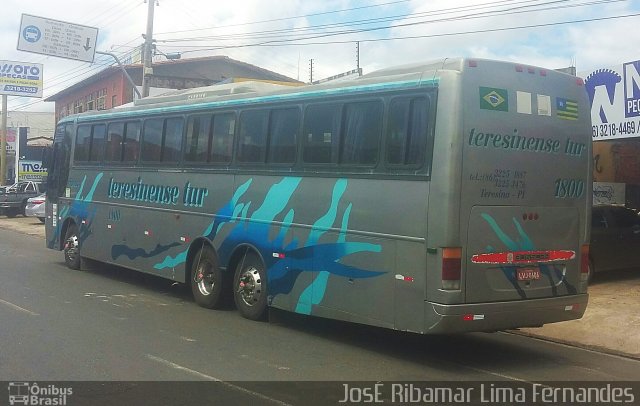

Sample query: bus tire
[233,252,267,320]
[190,245,225,309]
[63,224,81,270]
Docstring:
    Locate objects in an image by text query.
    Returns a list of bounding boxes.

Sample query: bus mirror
[42,146,53,169]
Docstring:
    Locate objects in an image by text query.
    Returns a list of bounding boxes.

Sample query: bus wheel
[191,245,224,309]
[63,224,81,270]
[233,252,267,320]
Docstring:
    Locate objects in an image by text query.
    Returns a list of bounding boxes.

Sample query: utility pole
[0,95,6,185]
[141,0,156,98]
[309,59,314,84]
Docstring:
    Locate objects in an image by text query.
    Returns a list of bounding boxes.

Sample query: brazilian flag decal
[480,87,508,111]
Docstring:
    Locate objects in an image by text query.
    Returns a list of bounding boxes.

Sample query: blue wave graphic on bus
[480,213,575,297]
[112,242,182,260]
[62,173,104,246]
[152,177,385,313]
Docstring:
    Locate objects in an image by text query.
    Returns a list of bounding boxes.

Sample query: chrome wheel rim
[194,261,215,296]
[64,234,79,263]
[237,267,262,307]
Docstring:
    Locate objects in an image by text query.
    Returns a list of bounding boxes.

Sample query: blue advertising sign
[583,60,640,139]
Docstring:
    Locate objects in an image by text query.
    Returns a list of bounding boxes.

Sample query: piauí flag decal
[556,97,578,120]
[480,87,508,111]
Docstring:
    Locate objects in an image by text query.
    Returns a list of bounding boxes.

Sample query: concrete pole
[0,95,7,186]
[141,0,156,98]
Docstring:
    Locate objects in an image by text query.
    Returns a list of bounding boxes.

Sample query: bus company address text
[467,128,587,200]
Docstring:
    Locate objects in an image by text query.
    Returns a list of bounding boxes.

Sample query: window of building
[96,89,106,110]
[86,92,95,111]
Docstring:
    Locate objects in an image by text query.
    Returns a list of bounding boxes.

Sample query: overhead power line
[156,0,564,43]
[155,0,412,36]
[164,6,637,54]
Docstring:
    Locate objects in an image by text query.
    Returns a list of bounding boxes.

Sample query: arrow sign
[83,38,92,51]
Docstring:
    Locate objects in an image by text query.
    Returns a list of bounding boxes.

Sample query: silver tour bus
[44,58,591,333]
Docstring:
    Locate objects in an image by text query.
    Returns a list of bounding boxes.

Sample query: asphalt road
[1,226,639,405]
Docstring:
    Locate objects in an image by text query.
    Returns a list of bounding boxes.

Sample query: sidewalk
[1,215,638,359]
[517,271,640,359]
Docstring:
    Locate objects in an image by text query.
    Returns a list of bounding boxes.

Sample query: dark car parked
[0,181,46,217]
[590,204,640,282]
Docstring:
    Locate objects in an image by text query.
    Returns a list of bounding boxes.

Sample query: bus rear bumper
[425,294,588,334]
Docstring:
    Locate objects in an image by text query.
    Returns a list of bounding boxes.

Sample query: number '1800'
[554,178,584,198]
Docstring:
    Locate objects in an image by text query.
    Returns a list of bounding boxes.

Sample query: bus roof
[58,58,578,124]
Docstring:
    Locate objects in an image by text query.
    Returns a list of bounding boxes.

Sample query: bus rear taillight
[442,247,462,290]
[580,244,590,282]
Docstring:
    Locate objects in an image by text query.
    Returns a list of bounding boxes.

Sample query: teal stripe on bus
[76,78,439,123]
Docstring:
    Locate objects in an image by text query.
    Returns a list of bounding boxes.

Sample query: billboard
[18,160,47,182]
[583,60,640,140]
[0,60,43,97]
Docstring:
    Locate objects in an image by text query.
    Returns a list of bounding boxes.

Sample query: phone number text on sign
[592,120,640,138]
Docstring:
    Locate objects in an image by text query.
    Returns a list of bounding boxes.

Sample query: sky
[1,0,639,113]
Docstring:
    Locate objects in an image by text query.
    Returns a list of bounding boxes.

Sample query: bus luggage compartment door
[465,206,581,303]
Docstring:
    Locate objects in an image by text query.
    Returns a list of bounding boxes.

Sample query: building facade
[45,55,300,122]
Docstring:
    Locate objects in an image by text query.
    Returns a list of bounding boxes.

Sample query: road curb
[507,329,640,361]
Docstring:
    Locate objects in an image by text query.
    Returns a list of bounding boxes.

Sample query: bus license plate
[517,268,541,281]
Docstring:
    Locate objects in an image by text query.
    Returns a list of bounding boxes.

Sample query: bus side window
[106,122,125,162]
[89,124,106,163]
[341,101,382,166]
[185,115,212,163]
[211,113,235,163]
[268,108,300,164]
[303,103,341,164]
[74,125,92,162]
[141,119,163,162]
[237,110,269,163]
[386,97,428,167]
[163,117,184,163]
[123,122,140,163]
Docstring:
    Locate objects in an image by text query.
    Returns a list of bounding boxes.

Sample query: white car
[25,193,46,223]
